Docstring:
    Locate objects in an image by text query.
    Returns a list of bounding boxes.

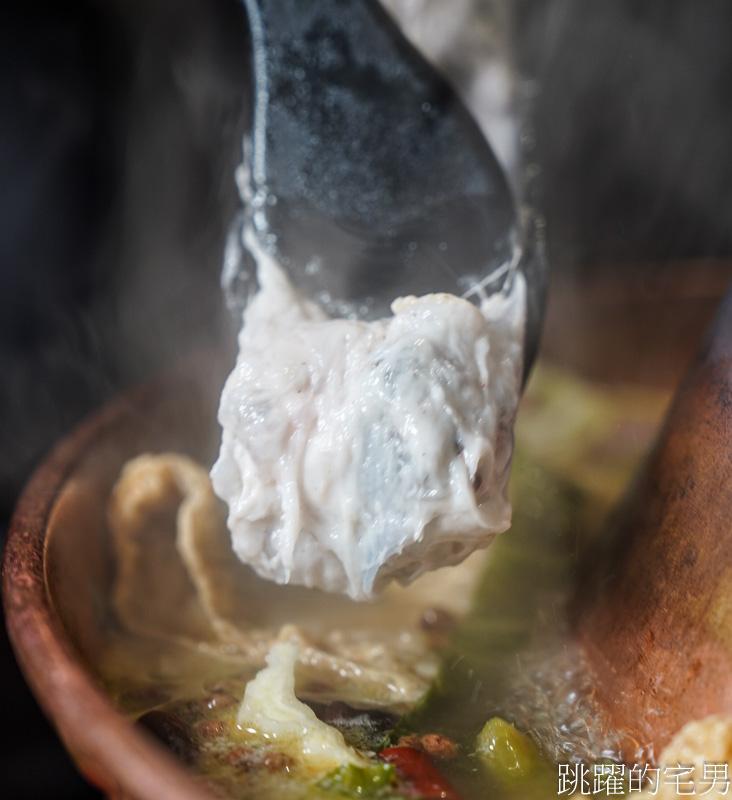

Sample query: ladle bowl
[226,0,546,383]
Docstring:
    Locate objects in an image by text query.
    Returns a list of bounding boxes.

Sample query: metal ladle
[224,0,546,382]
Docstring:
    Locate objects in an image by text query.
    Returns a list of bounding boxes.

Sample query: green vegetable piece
[476,717,542,780]
[318,762,396,797]
[398,449,586,739]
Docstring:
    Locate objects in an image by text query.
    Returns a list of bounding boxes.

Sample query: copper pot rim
[2,381,216,800]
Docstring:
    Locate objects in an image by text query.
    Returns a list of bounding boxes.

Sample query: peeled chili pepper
[378,746,462,800]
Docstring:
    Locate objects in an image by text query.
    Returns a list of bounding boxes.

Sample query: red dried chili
[378,745,462,800]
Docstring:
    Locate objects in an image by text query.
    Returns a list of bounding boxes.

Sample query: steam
[516,0,732,266]
[105,0,250,384]
[4,0,732,524]
[0,0,250,519]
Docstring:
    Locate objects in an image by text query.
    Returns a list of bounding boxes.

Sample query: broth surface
[96,365,671,799]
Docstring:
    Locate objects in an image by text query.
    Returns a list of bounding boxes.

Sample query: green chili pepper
[317,762,396,798]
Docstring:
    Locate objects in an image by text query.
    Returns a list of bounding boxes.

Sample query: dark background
[1,1,731,797]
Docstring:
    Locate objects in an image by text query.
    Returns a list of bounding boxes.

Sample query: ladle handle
[240,0,510,232]
[577,281,732,760]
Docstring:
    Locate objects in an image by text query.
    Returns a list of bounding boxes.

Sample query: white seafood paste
[211,239,526,600]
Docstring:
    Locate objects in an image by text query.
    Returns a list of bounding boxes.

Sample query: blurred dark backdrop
[1,2,124,797]
[517,0,732,267]
[0,0,247,796]
[1,0,732,797]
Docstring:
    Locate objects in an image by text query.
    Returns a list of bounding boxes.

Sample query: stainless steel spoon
[224,0,546,380]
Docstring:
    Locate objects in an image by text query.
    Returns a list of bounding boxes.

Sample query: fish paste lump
[212,249,525,600]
